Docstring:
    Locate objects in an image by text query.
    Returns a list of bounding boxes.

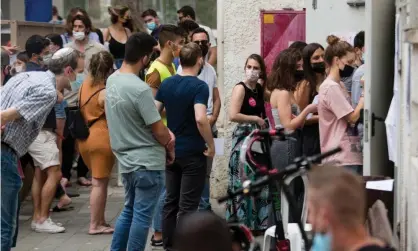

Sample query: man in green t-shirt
[106,32,175,251]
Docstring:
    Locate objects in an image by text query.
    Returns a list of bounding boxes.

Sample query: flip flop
[66,192,80,198]
[51,206,75,212]
[88,226,114,235]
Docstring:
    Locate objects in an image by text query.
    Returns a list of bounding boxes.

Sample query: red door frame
[260,10,306,58]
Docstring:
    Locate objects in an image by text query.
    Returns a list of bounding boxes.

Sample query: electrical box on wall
[347,0,365,7]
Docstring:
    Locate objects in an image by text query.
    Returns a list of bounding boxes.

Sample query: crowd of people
[0,3,395,251]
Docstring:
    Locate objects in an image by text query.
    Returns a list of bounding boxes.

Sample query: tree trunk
[113,0,146,32]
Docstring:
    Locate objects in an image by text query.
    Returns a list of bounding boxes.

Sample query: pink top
[318,78,362,166]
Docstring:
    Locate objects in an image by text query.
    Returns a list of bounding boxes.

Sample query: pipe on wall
[216,0,225,127]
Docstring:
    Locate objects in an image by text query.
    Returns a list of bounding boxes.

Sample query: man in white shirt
[177,28,221,211]
[177,6,217,67]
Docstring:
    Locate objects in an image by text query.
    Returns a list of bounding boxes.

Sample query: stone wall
[211,0,304,199]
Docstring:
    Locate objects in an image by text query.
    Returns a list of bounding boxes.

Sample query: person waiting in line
[268,48,317,223]
[341,31,365,96]
[295,43,326,156]
[177,5,217,67]
[308,165,396,251]
[145,24,185,248]
[318,35,364,174]
[142,9,162,41]
[63,14,106,188]
[1,47,82,247]
[77,51,115,235]
[155,42,215,250]
[226,54,267,232]
[62,7,103,46]
[177,28,221,211]
[10,51,29,76]
[289,40,307,52]
[178,19,200,42]
[104,6,132,69]
[107,32,175,251]
[49,5,64,25]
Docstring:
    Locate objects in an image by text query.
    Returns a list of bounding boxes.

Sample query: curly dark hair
[65,7,96,34]
[267,48,302,92]
[89,51,114,84]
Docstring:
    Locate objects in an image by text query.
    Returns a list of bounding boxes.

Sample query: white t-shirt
[177,62,217,115]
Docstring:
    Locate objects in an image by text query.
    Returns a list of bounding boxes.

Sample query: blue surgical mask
[147,22,157,31]
[70,73,84,91]
[311,233,331,251]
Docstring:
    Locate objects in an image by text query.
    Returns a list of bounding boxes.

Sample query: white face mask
[73,31,86,41]
[14,65,24,73]
[245,69,260,82]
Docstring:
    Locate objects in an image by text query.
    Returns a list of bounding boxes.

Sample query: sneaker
[34,218,65,233]
[31,221,36,230]
[151,235,163,249]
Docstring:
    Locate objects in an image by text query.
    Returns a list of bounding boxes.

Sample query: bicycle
[220,127,342,251]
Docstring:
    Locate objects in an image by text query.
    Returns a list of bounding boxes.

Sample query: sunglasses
[193,40,209,46]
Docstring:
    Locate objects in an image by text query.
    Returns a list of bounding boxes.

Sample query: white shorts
[27,130,60,170]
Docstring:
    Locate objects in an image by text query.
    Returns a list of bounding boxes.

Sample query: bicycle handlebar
[218,146,342,203]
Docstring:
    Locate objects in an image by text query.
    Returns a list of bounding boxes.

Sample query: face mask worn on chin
[339,64,355,78]
[14,65,24,74]
[73,31,86,41]
[294,70,305,82]
[147,22,157,31]
[312,62,326,73]
[245,69,260,82]
[311,233,332,251]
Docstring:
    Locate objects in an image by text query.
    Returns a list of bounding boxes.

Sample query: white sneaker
[35,218,65,233]
[32,219,62,230]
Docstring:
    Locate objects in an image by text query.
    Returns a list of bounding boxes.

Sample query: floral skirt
[225,124,269,231]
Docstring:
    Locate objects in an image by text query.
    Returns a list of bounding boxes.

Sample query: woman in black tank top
[104,6,133,69]
[226,54,269,232]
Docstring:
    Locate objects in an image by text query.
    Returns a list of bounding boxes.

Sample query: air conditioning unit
[347,0,365,7]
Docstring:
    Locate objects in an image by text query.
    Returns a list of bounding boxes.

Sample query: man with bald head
[307,165,395,251]
[1,48,83,247]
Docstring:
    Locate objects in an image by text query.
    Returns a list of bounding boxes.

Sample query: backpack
[68,85,105,140]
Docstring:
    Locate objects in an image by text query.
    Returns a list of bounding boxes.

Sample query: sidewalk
[13,183,225,251]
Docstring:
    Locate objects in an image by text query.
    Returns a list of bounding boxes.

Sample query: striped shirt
[1,71,57,157]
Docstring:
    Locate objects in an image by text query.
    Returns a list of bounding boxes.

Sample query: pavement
[13,181,226,251]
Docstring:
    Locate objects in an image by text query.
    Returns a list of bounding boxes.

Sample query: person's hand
[166,150,175,166]
[2,45,19,55]
[207,115,217,127]
[306,103,318,114]
[204,144,215,158]
[255,116,266,128]
[166,130,176,152]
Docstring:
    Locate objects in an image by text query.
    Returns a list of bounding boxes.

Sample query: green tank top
[146,60,175,125]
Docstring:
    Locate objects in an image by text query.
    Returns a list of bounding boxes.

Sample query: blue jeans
[1,144,22,251]
[152,187,165,232]
[344,165,363,175]
[111,169,164,251]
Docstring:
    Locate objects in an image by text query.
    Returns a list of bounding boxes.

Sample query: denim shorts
[55,100,67,119]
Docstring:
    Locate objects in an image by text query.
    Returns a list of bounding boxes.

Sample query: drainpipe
[217,0,225,130]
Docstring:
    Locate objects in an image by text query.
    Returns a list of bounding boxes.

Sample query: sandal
[51,206,75,212]
[88,226,114,235]
[77,177,92,187]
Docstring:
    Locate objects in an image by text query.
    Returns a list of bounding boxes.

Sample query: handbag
[68,85,105,140]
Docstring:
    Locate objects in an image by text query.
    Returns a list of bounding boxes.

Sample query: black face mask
[339,64,355,78]
[199,44,209,58]
[311,62,326,74]
[294,70,305,82]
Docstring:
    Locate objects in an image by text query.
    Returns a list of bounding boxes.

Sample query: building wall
[306,0,365,44]
[212,0,304,198]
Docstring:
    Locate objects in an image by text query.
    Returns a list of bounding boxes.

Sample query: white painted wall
[306,0,365,44]
[212,0,304,198]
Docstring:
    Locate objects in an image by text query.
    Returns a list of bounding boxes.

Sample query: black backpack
[68,85,105,140]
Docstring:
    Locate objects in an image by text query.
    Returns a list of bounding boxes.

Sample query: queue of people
[0,3,394,251]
